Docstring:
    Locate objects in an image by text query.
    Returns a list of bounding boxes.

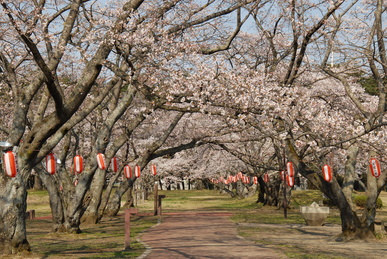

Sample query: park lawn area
[16,188,387,258]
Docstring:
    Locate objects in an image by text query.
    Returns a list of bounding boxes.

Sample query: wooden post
[158,195,166,216]
[154,182,159,216]
[124,208,138,250]
[283,148,287,219]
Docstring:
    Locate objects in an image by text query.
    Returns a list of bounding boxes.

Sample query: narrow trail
[139,212,287,259]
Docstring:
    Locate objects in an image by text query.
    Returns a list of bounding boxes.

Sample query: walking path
[139,212,287,258]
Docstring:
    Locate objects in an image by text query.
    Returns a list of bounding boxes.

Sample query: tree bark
[342,146,358,211]
[0,165,30,254]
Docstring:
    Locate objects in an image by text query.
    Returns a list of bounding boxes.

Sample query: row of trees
[1,0,387,254]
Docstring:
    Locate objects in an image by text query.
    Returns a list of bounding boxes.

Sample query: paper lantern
[263,173,269,183]
[135,165,141,178]
[111,157,118,172]
[287,162,295,177]
[151,164,157,176]
[253,176,258,185]
[286,175,294,187]
[97,153,106,170]
[73,155,84,174]
[322,164,333,182]
[45,153,56,175]
[123,165,132,179]
[369,158,381,178]
[3,151,17,177]
[243,175,250,184]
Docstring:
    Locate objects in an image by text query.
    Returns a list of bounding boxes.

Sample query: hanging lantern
[135,165,141,178]
[151,164,157,176]
[369,158,381,178]
[263,173,270,183]
[45,153,56,175]
[123,165,132,179]
[322,164,333,182]
[97,153,106,170]
[286,174,294,187]
[3,151,17,177]
[237,171,243,180]
[111,157,118,172]
[287,162,295,177]
[73,155,84,174]
[243,175,250,184]
[253,176,258,185]
[280,171,285,181]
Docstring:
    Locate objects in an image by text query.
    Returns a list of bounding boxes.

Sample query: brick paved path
[139,212,287,258]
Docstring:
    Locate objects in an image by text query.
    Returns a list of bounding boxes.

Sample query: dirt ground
[238,222,387,259]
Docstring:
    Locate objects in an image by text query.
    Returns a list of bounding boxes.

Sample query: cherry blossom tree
[0,0,259,253]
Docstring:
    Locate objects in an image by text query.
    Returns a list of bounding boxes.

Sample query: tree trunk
[82,168,106,224]
[0,168,30,254]
[33,173,44,190]
[342,146,358,211]
[96,171,123,222]
[104,180,133,216]
[38,169,66,232]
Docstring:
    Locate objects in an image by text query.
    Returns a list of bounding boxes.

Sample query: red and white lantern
[73,155,84,174]
[253,176,258,185]
[322,164,333,182]
[286,174,294,187]
[263,173,269,183]
[287,162,295,177]
[369,158,381,178]
[45,153,56,175]
[135,165,141,178]
[97,153,106,170]
[3,151,17,177]
[111,157,118,172]
[123,165,132,179]
[151,164,157,176]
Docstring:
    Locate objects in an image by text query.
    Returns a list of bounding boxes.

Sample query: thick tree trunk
[82,168,106,224]
[97,171,123,222]
[0,168,30,254]
[60,168,97,233]
[342,146,358,211]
